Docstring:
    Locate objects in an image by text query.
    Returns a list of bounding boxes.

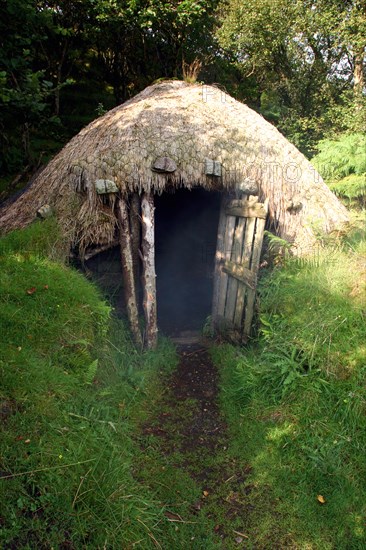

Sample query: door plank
[233,201,257,329]
[243,199,269,336]
[222,260,257,289]
[225,217,246,323]
[225,200,267,219]
[212,196,228,320]
[217,213,236,317]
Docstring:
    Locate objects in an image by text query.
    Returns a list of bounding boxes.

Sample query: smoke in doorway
[155,188,221,336]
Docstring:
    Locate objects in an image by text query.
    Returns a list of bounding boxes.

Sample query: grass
[1,213,366,548]
[0,219,179,548]
[212,220,366,548]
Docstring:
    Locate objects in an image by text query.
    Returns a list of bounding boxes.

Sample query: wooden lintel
[225,200,267,219]
[222,260,257,290]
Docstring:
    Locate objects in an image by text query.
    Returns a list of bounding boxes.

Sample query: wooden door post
[117,197,143,347]
[130,193,141,293]
[141,193,158,349]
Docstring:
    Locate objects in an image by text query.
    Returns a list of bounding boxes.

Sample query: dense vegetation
[312,133,366,206]
[1,216,365,548]
[0,0,365,190]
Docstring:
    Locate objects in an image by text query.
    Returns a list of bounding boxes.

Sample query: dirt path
[143,344,228,476]
[157,344,227,458]
[141,343,256,548]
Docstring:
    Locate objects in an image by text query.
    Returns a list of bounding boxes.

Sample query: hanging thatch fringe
[0,80,349,255]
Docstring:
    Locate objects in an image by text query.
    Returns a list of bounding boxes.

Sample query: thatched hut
[0,81,349,347]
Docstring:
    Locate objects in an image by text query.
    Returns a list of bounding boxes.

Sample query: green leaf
[84,359,99,385]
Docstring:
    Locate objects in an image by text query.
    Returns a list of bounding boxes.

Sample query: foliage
[312,133,366,204]
[0,221,179,548]
[0,0,52,172]
[323,90,366,134]
[0,0,364,182]
[258,239,365,376]
[216,0,366,152]
[329,174,366,204]
[313,133,366,179]
[0,0,223,184]
[212,222,366,547]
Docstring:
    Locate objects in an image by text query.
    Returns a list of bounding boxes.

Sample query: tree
[0,0,54,172]
[139,0,219,78]
[89,0,220,103]
[35,1,93,115]
[216,0,366,151]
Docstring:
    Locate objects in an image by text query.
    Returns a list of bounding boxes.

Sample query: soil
[155,343,228,457]
[144,348,227,464]
[141,342,258,548]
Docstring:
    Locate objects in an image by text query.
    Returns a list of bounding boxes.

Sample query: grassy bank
[213,222,366,548]
[1,214,365,549]
[0,220,178,548]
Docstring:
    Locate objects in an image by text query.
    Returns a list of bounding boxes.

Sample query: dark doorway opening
[155,188,221,336]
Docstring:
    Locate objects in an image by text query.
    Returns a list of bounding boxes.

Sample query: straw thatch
[0,80,349,255]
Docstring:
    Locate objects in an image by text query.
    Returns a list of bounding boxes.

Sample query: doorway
[155,188,221,336]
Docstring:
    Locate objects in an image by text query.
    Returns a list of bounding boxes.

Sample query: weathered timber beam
[243,198,269,337]
[141,193,158,350]
[83,240,119,261]
[225,200,267,219]
[212,196,228,322]
[222,260,257,290]
[117,197,143,347]
[130,193,141,292]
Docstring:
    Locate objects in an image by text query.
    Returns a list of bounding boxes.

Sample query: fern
[84,359,98,385]
[312,133,366,180]
[329,174,366,200]
[263,231,292,265]
[264,231,291,252]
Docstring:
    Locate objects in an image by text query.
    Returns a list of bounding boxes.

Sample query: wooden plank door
[212,194,268,343]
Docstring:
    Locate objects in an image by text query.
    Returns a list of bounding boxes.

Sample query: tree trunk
[354,48,364,107]
[55,39,70,116]
[117,197,142,347]
[22,122,30,163]
[141,193,158,349]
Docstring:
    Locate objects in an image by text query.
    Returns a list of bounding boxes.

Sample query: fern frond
[329,174,366,199]
[312,133,366,180]
[84,359,98,385]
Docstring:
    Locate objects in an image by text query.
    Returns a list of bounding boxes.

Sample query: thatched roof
[0,80,348,255]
